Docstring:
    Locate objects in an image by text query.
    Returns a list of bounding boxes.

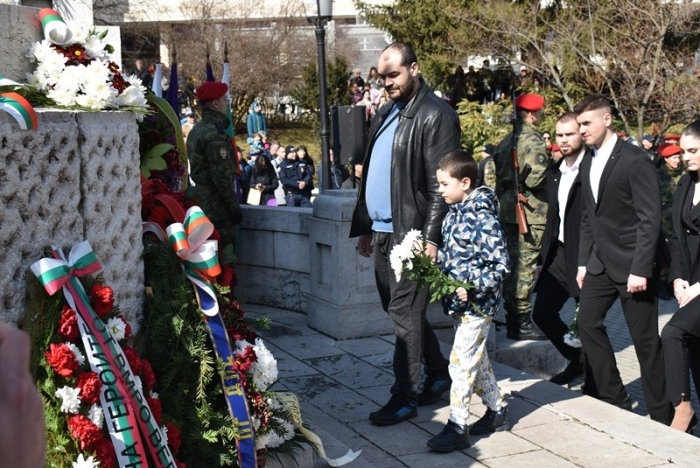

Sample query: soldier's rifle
[511,93,530,235]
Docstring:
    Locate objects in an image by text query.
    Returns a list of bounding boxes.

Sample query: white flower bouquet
[389,229,477,305]
[26,26,148,113]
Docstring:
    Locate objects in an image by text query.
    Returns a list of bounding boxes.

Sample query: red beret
[550,144,560,152]
[515,93,545,111]
[196,82,228,102]
[657,143,681,158]
[663,133,680,142]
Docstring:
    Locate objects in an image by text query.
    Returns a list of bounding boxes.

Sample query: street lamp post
[308,0,333,191]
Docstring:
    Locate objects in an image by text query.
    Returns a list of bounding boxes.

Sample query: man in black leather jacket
[350,42,461,426]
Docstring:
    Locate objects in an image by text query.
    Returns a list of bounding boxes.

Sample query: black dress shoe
[469,406,510,435]
[613,394,633,411]
[427,421,471,452]
[550,361,584,385]
[417,376,452,406]
[369,396,417,426]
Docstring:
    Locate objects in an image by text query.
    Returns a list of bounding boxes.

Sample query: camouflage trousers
[448,314,504,427]
[503,223,545,316]
[214,223,239,266]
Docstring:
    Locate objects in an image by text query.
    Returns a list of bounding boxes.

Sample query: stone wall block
[76,112,143,328]
[0,111,83,322]
[0,4,41,82]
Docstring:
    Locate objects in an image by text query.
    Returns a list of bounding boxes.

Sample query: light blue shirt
[365,103,404,232]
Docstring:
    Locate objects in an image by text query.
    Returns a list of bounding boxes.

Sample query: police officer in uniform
[494,93,549,340]
[187,82,242,261]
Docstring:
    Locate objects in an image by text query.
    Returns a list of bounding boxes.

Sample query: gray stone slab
[513,420,666,466]
[306,354,394,389]
[269,333,345,360]
[335,337,396,357]
[267,348,319,379]
[357,350,394,374]
[348,419,433,456]
[466,430,541,460]
[400,450,485,467]
[482,449,579,467]
[284,375,376,423]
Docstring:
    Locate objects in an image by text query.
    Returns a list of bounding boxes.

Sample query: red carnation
[256,448,268,468]
[218,265,236,289]
[234,346,257,374]
[146,395,163,425]
[177,462,187,468]
[94,435,118,468]
[76,372,102,405]
[44,343,79,377]
[121,345,142,375]
[141,359,156,391]
[67,415,102,450]
[165,421,181,455]
[58,306,80,342]
[89,284,114,318]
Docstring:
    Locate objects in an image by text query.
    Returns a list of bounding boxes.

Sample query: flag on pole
[152,63,163,98]
[166,47,181,117]
[206,43,215,83]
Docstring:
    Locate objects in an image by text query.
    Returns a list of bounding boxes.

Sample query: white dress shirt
[589,133,618,204]
[557,150,585,243]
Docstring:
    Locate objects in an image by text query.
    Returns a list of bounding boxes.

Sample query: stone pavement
[247,299,700,468]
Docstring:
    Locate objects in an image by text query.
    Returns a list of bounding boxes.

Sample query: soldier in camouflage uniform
[477,144,497,189]
[656,142,686,286]
[187,82,242,263]
[494,93,549,340]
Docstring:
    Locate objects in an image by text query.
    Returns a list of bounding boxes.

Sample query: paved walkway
[248,298,700,468]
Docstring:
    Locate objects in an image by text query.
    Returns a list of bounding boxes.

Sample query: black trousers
[578,271,673,423]
[660,295,700,406]
[373,232,450,404]
[532,242,581,363]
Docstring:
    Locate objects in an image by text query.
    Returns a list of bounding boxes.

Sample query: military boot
[507,313,547,340]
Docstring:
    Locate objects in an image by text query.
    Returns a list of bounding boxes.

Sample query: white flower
[563,331,581,348]
[250,339,278,391]
[106,316,127,340]
[255,417,296,449]
[149,390,159,399]
[55,386,82,414]
[65,342,85,366]
[389,229,423,281]
[88,404,104,428]
[73,454,100,468]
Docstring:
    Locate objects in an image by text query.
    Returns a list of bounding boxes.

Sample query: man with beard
[350,42,460,426]
[532,113,585,385]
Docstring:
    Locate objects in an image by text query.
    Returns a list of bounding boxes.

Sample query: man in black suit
[574,94,673,423]
[532,113,585,385]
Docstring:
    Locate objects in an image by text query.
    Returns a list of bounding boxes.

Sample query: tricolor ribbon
[163,206,257,467]
[166,206,221,316]
[39,8,73,45]
[31,242,176,467]
[0,92,38,130]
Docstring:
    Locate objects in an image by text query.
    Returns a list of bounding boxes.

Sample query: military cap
[657,143,681,158]
[285,145,296,156]
[515,93,545,112]
[664,134,680,143]
[196,82,228,102]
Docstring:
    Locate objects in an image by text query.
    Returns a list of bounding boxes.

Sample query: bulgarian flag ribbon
[166,206,221,316]
[31,242,176,467]
[165,206,256,468]
[39,8,73,45]
[0,91,38,130]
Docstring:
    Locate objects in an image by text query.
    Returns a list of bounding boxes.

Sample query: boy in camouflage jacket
[427,150,510,453]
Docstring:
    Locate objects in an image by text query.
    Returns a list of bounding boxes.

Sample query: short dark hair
[383,42,418,67]
[557,112,579,125]
[438,149,477,184]
[682,119,700,140]
[574,94,611,115]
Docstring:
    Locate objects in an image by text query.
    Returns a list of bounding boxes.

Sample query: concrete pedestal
[306,191,451,339]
